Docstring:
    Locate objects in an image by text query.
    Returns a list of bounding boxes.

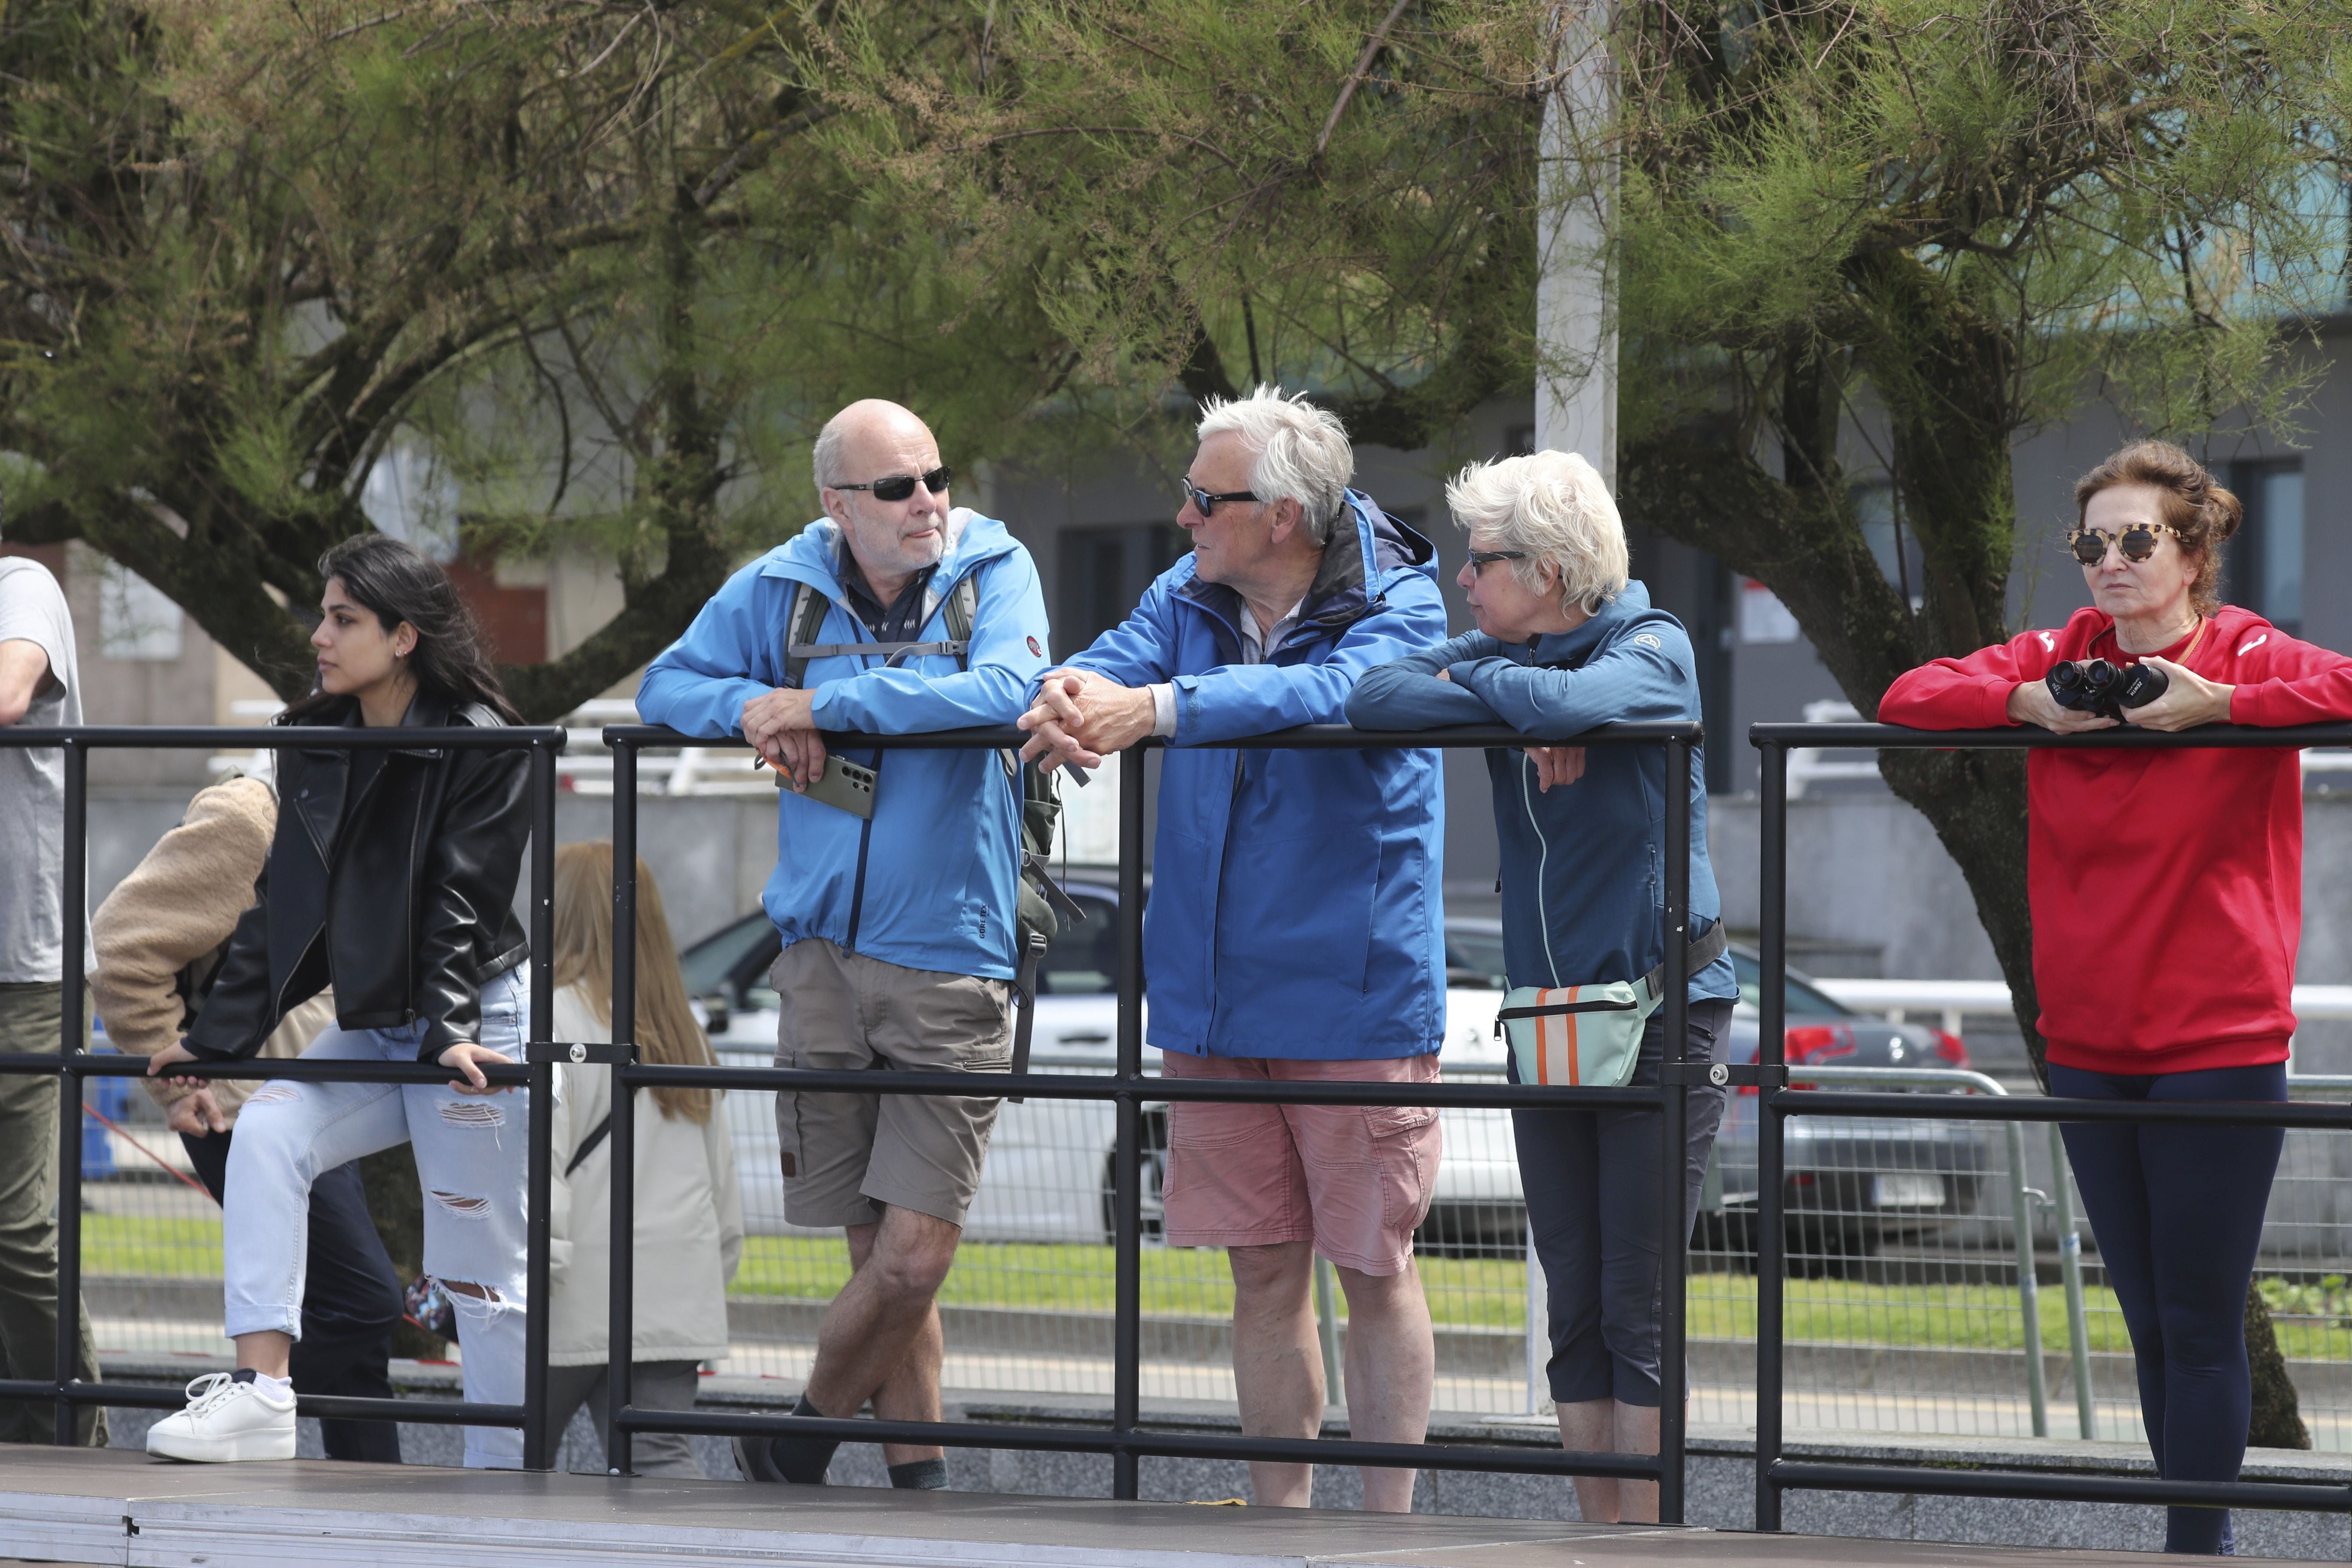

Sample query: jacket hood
[1177,489,1439,642]
[756,507,1020,617]
[1519,580,1654,667]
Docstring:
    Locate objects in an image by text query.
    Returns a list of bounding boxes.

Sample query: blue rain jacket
[636,510,1050,980]
[1057,492,1450,1059]
[1345,582,1737,1004]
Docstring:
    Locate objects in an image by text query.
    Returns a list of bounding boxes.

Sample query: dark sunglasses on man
[1180,481,1259,518]
[2067,522,2179,567]
[832,465,952,503]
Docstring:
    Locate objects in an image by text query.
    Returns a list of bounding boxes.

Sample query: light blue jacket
[636,510,1050,980]
[1345,582,1737,1004]
[1055,493,1450,1059]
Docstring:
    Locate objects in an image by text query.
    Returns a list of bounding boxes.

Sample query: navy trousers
[182,1130,404,1463]
[2052,1060,2286,1556]
[1512,999,1732,1407]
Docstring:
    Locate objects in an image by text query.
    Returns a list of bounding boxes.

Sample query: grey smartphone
[776,753,877,818]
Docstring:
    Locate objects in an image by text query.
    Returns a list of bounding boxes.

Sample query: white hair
[810,411,851,490]
[1195,385,1354,545]
[1445,449,1629,615]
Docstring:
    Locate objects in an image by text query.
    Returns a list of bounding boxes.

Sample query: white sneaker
[146,1371,297,1462]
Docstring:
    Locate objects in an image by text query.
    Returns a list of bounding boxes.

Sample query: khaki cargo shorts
[771,938,1014,1229]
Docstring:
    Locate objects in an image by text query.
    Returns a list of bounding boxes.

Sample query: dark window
[1057,523,1187,658]
[1444,927,1510,990]
[2227,460,2304,634]
[1728,949,1853,1018]
[1040,889,1124,995]
[1503,424,1537,457]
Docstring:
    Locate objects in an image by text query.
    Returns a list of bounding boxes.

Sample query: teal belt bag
[1494,925,1730,1088]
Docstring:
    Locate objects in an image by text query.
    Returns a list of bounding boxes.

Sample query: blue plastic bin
[80,1038,127,1181]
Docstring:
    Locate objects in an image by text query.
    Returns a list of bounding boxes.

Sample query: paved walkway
[0,1447,2291,1566]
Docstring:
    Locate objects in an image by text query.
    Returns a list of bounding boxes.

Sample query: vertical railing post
[1657,734,1693,1525]
[2004,1120,2049,1436]
[1755,739,1788,1531]
[1111,744,1147,1501]
[523,738,557,1470]
[2049,1121,2096,1438]
[54,738,86,1446]
[608,739,639,1476]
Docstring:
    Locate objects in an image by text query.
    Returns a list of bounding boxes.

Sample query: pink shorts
[1158,1052,1441,1276]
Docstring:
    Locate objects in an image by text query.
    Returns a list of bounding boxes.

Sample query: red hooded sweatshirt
[1878,604,2352,1075]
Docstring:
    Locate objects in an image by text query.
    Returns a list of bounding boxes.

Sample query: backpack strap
[565,1110,615,1178]
[1640,921,1732,1007]
[788,639,967,668]
[786,573,974,676]
[781,582,834,691]
[1005,929,1048,1104]
[941,572,980,651]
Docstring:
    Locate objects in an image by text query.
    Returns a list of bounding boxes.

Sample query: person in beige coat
[546,841,742,1478]
[90,774,404,1462]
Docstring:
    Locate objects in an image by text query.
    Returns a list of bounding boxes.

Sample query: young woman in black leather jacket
[144,534,535,1467]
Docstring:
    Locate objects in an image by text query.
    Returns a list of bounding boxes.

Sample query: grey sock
[888,1458,949,1490]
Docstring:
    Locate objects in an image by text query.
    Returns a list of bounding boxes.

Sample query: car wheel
[1786,1213,1877,1280]
[1099,1117,1168,1242]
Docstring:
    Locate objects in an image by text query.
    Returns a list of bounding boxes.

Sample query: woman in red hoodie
[1881,440,2352,1554]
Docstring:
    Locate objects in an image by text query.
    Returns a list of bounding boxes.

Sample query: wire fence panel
[76,1044,2352,1446]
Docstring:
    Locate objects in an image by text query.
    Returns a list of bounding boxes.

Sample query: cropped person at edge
[1019,386,1450,1513]
[1348,451,1739,1524]
[1882,440,2352,1554]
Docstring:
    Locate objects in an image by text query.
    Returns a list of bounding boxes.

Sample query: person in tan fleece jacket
[92,775,405,1463]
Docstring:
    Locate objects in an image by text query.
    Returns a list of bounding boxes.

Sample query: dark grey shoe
[732,1419,836,1484]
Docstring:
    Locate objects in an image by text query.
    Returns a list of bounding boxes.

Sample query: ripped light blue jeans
[223,965,532,1467]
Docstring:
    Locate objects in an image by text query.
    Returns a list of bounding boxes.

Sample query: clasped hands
[1018,669,1158,773]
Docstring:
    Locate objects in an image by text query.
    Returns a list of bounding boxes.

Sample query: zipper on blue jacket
[843,794,878,954]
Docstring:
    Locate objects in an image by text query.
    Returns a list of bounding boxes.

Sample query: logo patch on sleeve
[1634,632,1664,650]
[1027,636,1042,656]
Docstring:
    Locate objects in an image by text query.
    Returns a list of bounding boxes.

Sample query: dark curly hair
[2072,441,2245,619]
[285,534,521,724]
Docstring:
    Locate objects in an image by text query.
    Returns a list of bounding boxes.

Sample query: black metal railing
[596,722,1714,1514]
[0,724,567,1467]
[0,720,1712,1515]
[29,716,2347,1531]
[1749,720,2352,1528]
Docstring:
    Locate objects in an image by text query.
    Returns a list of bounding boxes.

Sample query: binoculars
[2046,658,2168,721]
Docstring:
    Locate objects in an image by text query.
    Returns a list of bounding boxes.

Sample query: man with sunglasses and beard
[638,399,1050,1491]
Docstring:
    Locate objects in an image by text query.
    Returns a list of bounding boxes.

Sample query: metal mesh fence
[77,1030,2352,1450]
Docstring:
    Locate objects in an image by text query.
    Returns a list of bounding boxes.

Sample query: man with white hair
[1018,386,1449,1513]
[639,399,1050,1491]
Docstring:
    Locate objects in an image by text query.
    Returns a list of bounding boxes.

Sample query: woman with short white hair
[1347,449,1737,1525]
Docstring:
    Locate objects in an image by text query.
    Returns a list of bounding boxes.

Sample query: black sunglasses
[1181,481,1259,518]
[2067,522,2177,566]
[833,465,952,503]
[1466,548,1528,573]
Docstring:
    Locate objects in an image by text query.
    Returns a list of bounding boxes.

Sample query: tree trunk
[2245,1281,2310,1450]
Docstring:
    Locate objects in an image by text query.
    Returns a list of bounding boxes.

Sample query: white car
[680,884,1521,1245]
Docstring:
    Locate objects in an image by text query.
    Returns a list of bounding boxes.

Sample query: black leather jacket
[187,690,531,1063]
